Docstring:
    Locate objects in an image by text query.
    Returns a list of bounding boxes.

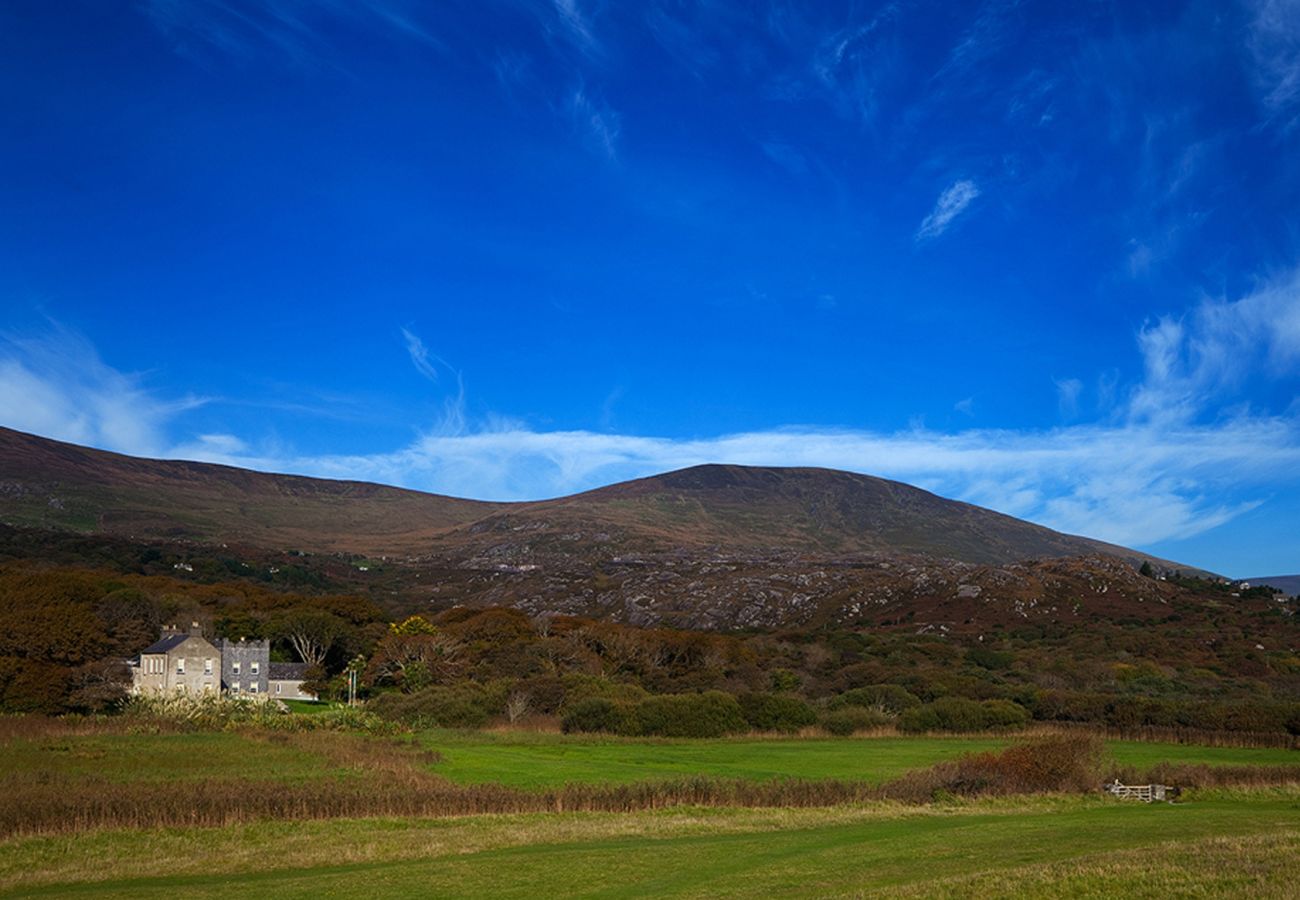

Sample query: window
[250,661,260,675]
[275,683,283,695]
[232,661,241,675]
[204,658,213,675]
[176,658,185,675]
[231,681,240,692]
[248,683,258,694]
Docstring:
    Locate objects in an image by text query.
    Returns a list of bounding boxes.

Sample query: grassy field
[6,731,355,784]
[3,721,1297,896]
[420,729,1300,788]
[3,789,1298,897]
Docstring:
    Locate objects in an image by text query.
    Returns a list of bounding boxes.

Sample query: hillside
[0,427,501,553]
[0,427,1194,574]
[486,464,1171,567]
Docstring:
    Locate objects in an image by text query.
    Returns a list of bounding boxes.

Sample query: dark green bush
[561,697,629,734]
[367,684,494,728]
[737,692,817,733]
[820,706,891,736]
[898,697,1029,733]
[966,646,1014,670]
[625,691,748,738]
[558,675,647,712]
[827,684,921,715]
[515,675,567,714]
[980,698,1031,729]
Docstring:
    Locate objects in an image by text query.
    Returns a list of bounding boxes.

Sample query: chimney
[189,621,202,636]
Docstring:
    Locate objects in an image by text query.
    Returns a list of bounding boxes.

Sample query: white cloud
[158,418,1295,549]
[916,179,981,241]
[6,273,1300,552]
[0,327,203,457]
[1128,267,1300,424]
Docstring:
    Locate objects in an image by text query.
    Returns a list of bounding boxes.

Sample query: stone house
[218,637,269,696]
[268,662,315,700]
[132,623,221,695]
[131,626,315,700]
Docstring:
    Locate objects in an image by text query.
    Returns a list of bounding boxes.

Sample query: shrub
[515,675,567,715]
[827,684,921,715]
[966,646,1014,670]
[561,698,629,734]
[367,683,496,728]
[882,735,1104,801]
[980,698,1031,729]
[119,692,402,734]
[737,692,817,733]
[820,706,891,736]
[769,669,802,692]
[558,675,647,712]
[625,692,749,738]
[898,697,1029,733]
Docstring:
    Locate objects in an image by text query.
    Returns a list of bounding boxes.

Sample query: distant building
[131,623,221,695]
[268,662,315,700]
[130,626,316,700]
[218,637,270,696]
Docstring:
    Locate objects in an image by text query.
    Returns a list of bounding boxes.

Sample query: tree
[271,608,349,668]
[366,626,463,691]
[505,691,531,724]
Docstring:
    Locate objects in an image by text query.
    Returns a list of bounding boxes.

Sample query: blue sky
[2,0,1300,576]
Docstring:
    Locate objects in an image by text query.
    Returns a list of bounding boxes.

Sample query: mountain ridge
[0,426,1201,575]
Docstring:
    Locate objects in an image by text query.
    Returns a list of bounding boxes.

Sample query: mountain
[0,426,1192,572]
[1244,575,1300,597]
[0,427,501,553]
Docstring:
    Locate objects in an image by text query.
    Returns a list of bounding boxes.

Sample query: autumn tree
[271,608,350,668]
[366,616,464,691]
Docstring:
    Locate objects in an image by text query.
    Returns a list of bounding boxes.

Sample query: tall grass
[1040,721,1300,750]
[119,693,405,734]
[8,733,1297,839]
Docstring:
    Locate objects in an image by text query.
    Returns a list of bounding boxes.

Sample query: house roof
[268,662,310,680]
[139,634,192,655]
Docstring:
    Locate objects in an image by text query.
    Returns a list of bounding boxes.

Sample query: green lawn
[5,790,1298,897]
[419,729,1299,788]
[281,699,331,715]
[4,732,350,784]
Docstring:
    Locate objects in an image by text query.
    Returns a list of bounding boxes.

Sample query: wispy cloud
[398,327,467,431]
[915,178,981,241]
[140,0,441,66]
[1246,0,1300,129]
[0,325,203,457]
[1054,377,1083,419]
[549,0,600,57]
[809,5,904,124]
[568,86,620,159]
[760,141,810,177]
[165,416,1295,550]
[1128,267,1300,424]
[401,326,441,382]
[932,0,1022,84]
